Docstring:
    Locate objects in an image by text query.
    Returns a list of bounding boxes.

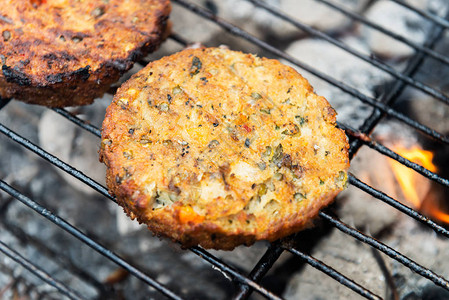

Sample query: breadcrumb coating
[100,48,349,250]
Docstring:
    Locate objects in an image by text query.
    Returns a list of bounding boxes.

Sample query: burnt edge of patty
[2,64,91,86]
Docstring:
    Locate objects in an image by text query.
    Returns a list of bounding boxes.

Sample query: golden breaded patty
[0,0,171,107]
[100,48,349,250]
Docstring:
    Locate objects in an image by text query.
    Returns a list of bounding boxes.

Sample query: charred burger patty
[0,0,171,107]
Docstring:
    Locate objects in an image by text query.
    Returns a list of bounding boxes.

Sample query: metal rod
[319,211,449,291]
[0,123,114,203]
[316,0,449,66]
[390,0,449,28]
[338,122,449,189]
[53,108,101,138]
[359,139,449,187]
[248,0,449,106]
[348,7,448,157]
[0,239,84,300]
[171,0,449,145]
[0,180,183,300]
[0,214,112,297]
[233,244,284,300]
[370,248,399,300]
[348,174,449,238]
[190,246,283,300]
[169,32,190,47]
[285,246,382,300]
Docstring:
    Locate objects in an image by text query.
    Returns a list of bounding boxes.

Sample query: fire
[429,209,449,224]
[389,145,449,224]
[389,145,436,208]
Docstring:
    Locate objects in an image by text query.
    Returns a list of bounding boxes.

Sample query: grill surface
[1,0,449,299]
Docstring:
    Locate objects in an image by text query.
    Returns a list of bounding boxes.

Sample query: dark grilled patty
[0,0,171,107]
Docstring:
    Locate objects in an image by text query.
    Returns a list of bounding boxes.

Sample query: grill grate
[1,0,449,299]
[0,239,83,300]
[251,0,449,105]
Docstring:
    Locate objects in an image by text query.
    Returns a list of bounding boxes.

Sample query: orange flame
[389,145,449,223]
[389,145,436,208]
[430,209,449,224]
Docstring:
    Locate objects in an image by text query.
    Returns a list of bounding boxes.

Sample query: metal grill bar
[190,247,282,300]
[0,210,110,297]
[338,123,449,188]
[0,123,113,202]
[0,97,10,110]
[234,238,382,300]
[235,238,384,300]
[0,180,183,300]
[285,246,382,300]
[0,239,84,300]
[233,243,284,300]
[53,108,101,137]
[350,134,449,187]
[0,198,109,296]
[391,0,449,28]
[248,0,449,106]
[171,0,449,145]
[316,0,449,66]
[348,174,449,238]
[348,8,447,157]
[169,32,190,47]
[318,211,449,291]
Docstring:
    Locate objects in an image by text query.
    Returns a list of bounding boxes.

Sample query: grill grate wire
[1,0,449,299]
[249,0,449,106]
[316,0,449,66]
[390,0,449,28]
[347,7,448,158]
[0,203,111,297]
[0,240,83,300]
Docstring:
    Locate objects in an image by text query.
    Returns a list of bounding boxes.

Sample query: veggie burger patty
[100,47,350,250]
[0,0,171,107]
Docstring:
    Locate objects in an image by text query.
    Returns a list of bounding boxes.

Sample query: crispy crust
[100,48,350,250]
[0,0,171,107]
